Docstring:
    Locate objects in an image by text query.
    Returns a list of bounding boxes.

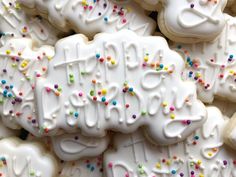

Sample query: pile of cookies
[0,0,236,176]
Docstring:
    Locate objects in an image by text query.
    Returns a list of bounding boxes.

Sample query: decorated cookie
[104,106,236,177]
[18,0,156,37]
[35,30,206,145]
[175,14,236,103]
[52,133,110,161]
[59,156,103,177]
[0,0,61,46]
[0,37,54,136]
[0,137,58,177]
[224,112,236,151]
[0,119,19,139]
[158,0,227,43]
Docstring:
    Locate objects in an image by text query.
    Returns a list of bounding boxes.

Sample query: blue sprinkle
[1,80,6,84]
[101,97,106,102]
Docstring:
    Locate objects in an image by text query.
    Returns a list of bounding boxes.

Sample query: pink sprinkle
[46,87,51,92]
[78,92,83,97]
[182,120,187,125]
[125,172,129,177]
[89,6,93,10]
[170,106,175,111]
[108,162,113,168]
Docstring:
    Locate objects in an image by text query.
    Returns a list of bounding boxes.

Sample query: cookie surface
[174,14,236,103]
[0,137,58,177]
[35,30,206,145]
[18,0,156,37]
[104,106,236,177]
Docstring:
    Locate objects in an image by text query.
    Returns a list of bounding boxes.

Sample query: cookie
[59,156,103,177]
[158,0,227,43]
[0,37,54,136]
[0,137,58,177]
[35,29,206,145]
[0,0,61,46]
[224,112,236,151]
[174,14,236,103]
[18,0,156,37]
[52,133,110,161]
[104,106,236,177]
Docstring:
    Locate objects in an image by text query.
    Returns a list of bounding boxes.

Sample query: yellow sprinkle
[208,152,213,157]
[15,3,21,10]
[170,113,175,119]
[164,66,168,70]
[101,89,107,95]
[199,173,204,177]
[155,163,161,169]
[162,102,168,107]
[111,59,116,65]
[196,72,201,77]
[47,56,52,61]
[166,160,171,166]
[229,70,234,74]
[144,56,149,62]
[197,160,202,165]
[6,50,11,55]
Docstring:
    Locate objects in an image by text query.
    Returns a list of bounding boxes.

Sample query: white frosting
[174,14,236,103]
[0,0,60,46]
[0,119,19,139]
[18,0,156,37]
[52,133,110,161]
[59,156,103,177]
[0,38,54,136]
[158,0,226,42]
[0,137,58,177]
[34,30,206,145]
[104,106,236,177]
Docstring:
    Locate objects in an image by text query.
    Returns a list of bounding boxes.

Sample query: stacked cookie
[0,0,236,176]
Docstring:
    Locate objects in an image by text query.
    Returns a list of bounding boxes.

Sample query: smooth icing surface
[174,14,236,103]
[18,0,156,37]
[158,0,227,42]
[0,137,58,177]
[0,38,54,136]
[59,156,103,177]
[52,133,110,161]
[0,119,19,139]
[35,30,206,145]
[104,106,236,177]
[0,0,60,46]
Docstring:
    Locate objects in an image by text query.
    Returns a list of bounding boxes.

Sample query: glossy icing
[0,38,54,136]
[175,14,236,103]
[34,30,206,145]
[104,106,236,177]
[59,156,103,177]
[0,137,58,177]
[0,0,60,46]
[158,0,227,43]
[18,0,156,37]
[52,133,110,161]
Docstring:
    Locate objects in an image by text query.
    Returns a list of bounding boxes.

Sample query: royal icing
[158,0,227,42]
[0,0,60,46]
[59,156,103,177]
[18,0,156,37]
[174,14,236,103]
[104,106,236,177]
[0,37,54,136]
[34,30,206,145]
[0,137,58,177]
[52,133,110,161]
